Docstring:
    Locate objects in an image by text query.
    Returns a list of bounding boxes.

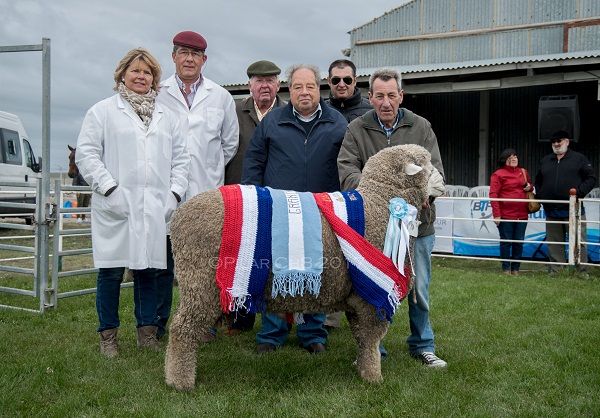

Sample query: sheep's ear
[404,163,423,175]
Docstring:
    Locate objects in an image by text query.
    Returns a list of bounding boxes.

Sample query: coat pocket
[96,187,129,220]
[164,192,178,223]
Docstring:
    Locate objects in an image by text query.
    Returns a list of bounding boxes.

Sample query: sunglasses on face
[331,76,353,85]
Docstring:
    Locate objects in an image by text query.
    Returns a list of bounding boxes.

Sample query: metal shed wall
[350,0,600,68]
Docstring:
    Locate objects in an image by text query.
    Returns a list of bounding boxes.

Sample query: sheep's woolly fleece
[165,144,433,391]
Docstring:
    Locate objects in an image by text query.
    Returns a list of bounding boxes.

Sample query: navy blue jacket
[242,99,347,192]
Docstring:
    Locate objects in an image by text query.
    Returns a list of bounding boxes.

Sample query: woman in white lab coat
[76,48,189,358]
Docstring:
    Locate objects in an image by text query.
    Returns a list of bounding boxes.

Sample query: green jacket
[225,95,286,184]
[337,108,445,237]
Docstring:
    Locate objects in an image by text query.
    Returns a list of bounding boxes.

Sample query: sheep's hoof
[358,368,383,383]
[166,377,195,392]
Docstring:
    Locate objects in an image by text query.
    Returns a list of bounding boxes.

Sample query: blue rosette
[389,197,409,220]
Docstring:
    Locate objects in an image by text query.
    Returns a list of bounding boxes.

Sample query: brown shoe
[305,343,326,354]
[99,329,118,358]
[136,325,160,351]
[511,271,519,276]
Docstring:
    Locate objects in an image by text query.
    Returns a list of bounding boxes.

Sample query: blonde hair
[113,48,162,92]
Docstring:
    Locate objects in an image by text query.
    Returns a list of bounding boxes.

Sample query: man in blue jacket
[243,64,347,354]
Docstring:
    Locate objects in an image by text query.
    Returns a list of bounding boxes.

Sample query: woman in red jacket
[489,148,532,275]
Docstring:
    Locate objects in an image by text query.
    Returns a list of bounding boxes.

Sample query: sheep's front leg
[346,294,388,383]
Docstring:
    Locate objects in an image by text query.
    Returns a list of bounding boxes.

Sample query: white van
[0,111,40,222]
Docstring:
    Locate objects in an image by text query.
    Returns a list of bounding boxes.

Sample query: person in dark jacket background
[535,130,596,272]
[325,59,371,123]
[242,64,347,354]
[489,148,532,275]
[323,58,372,330]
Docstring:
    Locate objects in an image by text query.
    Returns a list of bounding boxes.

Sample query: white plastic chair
[445,185,470,197]
[468,186,490,198]
[586,187,600,198]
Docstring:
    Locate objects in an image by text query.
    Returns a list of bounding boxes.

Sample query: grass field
[1,224,599,417]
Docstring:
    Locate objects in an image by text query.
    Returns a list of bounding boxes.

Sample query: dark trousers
[546,214,588,271]
[497,220,527,272]
[96,267,158,332]
[227,308,256,331]
[155,236,175,338]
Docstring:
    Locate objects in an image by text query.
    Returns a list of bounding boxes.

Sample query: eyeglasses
[551,138,564,144]
[330,76,353,85]
[175,48,204,59]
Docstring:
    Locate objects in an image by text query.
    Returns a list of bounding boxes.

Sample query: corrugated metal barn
[225,0,600,186]
[348,0,600,186]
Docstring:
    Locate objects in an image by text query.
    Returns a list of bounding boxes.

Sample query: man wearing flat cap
[225,60,286,186]
[156,30,239,340]
[535,130,596,272]
[222,60,286,335]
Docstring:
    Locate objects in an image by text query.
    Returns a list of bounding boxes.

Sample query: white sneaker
[414,352,447,368]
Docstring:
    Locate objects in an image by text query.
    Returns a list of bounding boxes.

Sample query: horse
[67,145,78,179]
[67,145,91,222]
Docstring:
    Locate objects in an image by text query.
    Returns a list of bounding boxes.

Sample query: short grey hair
[369,68,402,93]
[286,64,321,86]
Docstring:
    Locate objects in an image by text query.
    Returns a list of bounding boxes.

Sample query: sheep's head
[358,144,432,209]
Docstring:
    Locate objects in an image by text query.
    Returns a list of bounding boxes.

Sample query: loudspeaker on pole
[538,95,580,142]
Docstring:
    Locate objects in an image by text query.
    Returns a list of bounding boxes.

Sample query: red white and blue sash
[216,185,272,313]
[314,191,410,321]
[215,186,409,321]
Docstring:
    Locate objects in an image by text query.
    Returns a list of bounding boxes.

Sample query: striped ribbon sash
[314,191,410,321]
[216,185,272,313]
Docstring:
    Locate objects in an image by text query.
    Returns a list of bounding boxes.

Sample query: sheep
[165,144,433,391]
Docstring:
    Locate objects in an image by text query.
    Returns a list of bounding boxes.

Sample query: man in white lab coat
[156,31,239,340]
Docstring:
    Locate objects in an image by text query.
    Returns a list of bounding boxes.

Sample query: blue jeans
[96,267,158,332]
[497,220,527,272]
[256,313,328,348]
[406,234,436,355]
[155,237,175,338]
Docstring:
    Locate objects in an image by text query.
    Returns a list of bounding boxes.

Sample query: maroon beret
[173,31,207,52]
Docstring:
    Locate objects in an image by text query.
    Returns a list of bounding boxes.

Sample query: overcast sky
[0,0,409,171]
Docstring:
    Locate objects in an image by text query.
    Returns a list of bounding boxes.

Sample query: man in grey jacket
[338,68,447,368]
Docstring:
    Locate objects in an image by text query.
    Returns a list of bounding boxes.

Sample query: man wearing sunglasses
[156,31,239,342]
[323,59,372,332]
[326,59,372,123]
[534,130,596,273]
